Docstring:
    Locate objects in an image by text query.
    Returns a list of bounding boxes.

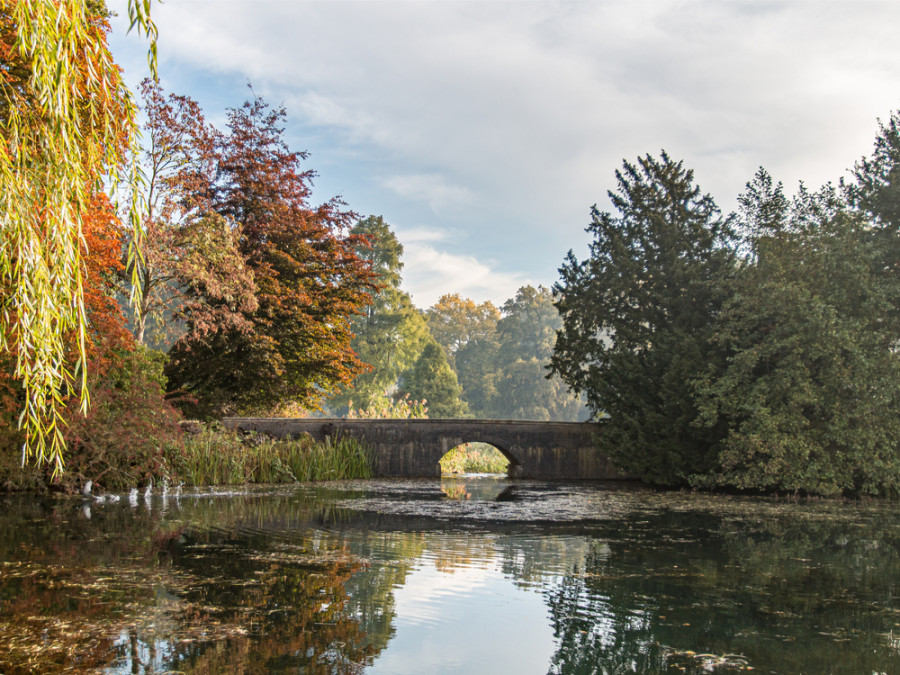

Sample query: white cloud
[395,226,450,244]
[401,240,530,309]
[108,0,900,303]
[382,174,474,212]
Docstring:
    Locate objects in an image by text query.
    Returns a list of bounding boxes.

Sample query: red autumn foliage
[58,195,183,491]
[159,92,377,417]
[0,195,184,492]
[80,193,132,364]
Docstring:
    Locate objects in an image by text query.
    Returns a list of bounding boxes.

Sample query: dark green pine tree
[850,110,900,230]
[849,110,900,335]
[550,152,736,484]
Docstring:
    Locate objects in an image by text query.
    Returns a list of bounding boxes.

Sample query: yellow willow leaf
[1,0,157,471]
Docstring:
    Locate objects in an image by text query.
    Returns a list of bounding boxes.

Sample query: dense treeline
[326,216,585,421]
[551,113,900,496]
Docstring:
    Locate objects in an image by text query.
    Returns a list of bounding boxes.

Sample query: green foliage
[347,391,428,419]
[427,293,500,370]
[849,110,900,230]
[170,426,373,485]
[398,340,469,418]
[330,216,432,410]
[427,293,500,415]
[487,285,586,421]
[439,443,509,474]
[553,138,900,496]
[694,175,900,496]
[552,152,736,484]
[427,288,585,420]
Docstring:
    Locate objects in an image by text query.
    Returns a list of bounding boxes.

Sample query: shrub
[61,347,183,492]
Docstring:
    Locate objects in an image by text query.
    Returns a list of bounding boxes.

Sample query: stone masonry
[222,418,625,480]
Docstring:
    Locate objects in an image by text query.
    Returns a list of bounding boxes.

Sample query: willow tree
[0,0,156,474]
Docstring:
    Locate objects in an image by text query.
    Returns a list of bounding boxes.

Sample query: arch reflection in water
[440,475,510,501]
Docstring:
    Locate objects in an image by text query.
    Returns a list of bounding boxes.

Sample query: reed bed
[170,427,373,486]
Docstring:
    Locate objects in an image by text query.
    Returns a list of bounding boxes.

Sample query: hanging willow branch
[0,0,157,476]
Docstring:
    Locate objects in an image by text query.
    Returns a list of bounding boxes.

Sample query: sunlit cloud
[401,241,530,309]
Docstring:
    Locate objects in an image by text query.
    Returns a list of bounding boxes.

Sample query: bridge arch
[439,441,514,475]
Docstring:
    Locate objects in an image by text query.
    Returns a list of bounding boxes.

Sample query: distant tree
[329,216,431,411]
[426,293,500,369]
[164,96,376,417]
[347,391,428,420]
[551,153,736,484]
[426,293,501,416]
[486,285,585,421]
[398,341,469,418]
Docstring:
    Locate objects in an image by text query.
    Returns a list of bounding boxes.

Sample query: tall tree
[486,285,585,421]
[398,340,469,418]
[426,293,500,415]
[128,79,223,347]
[329,216,431,411]
[0,0,156,472]
[848,110,900,333]
[164,96,376,417]
[426,294,500,369]
[849,110,900,229]
[551,153,736,484]
[694,173,900,495]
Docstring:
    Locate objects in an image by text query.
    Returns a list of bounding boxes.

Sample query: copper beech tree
[139,88,377,417]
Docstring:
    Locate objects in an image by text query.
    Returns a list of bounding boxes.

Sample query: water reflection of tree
[134,514,384,673]
[343,531,428,656]
[544,507,900,674]
[545,543,666,674]
[0,493,386,673]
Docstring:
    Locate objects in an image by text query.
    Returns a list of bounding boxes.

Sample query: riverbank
[0,424,374,494]
[171,425,374,486]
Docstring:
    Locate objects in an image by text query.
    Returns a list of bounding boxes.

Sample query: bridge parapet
[223,418,624,480]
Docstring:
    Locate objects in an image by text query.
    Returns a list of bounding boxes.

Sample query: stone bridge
[222,418,624,480]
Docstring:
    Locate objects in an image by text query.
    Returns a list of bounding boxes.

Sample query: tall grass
[169,427,373,486]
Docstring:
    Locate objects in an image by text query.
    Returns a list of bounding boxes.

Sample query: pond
[1,477,899,673]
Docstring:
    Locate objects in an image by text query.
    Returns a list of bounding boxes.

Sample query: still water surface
[1,477,899,673]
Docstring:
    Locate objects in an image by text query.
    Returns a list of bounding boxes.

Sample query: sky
[107,0,900,308]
